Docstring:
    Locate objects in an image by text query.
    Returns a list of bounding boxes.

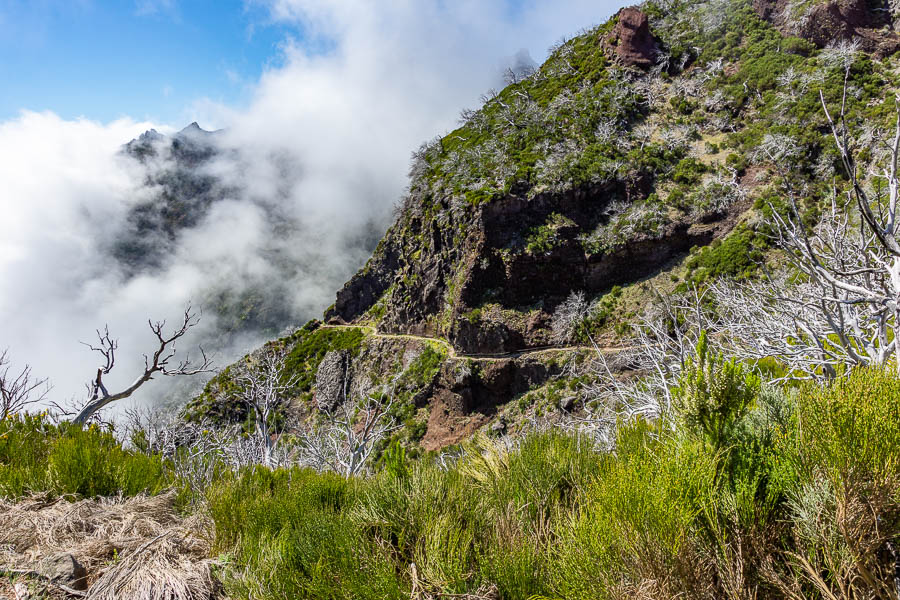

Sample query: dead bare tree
[550,291,590,344]
[121,404,183,454]
[712,54,900,379]
[72,305,213,425]
[122,406,247,495]
[298,381,400,477]
[575,288,713,442]
[234,348,299,468]
[0,349,49,419]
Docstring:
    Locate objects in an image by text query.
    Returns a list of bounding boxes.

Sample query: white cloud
[0,111,184,408]
[0,0,625,415]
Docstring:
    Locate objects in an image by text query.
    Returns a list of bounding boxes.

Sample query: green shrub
[404,345,446,387]
[786,368,900,487]
[672,157,707,184]
[380,441,410,479]
[673,331,761,452]
[7,364,900,599]
[570,287,626,341]
[525,214,575,255]
[282,325,366,393]
[684,228,766,284]
[525,225,559,255]
[207,466,402,599]
[0,414,168,498]
[463,307,483,324]
[769,369,900,596]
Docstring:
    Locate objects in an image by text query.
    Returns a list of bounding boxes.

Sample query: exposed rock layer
[328,181,744,355]
[605,7,660,69]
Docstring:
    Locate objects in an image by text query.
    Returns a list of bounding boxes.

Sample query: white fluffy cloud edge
[0,0,620,415]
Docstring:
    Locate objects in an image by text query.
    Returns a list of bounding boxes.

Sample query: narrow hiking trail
[319,324,627,362]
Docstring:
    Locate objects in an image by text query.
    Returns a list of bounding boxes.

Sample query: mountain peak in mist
[132,127,164,146]
[176,122,220,138]
[124,122,220,157]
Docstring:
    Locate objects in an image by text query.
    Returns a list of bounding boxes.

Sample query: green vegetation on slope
[282,325,366,394]
[365,0,898,352]
[8,1,900,597]
[405,0,890,219]
[184,322,367,424]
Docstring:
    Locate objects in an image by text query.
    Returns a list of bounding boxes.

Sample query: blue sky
[0,0,298,124]
[0,0,597,126]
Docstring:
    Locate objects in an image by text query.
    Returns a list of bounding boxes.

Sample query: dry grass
[0,493,220,600]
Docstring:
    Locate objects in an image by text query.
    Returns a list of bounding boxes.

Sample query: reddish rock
[605,7,659,69]
[753,0,900,57]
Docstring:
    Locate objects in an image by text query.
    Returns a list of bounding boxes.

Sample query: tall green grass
[206,466,402,599]
[551,420,720,598]
[202,368,900,599]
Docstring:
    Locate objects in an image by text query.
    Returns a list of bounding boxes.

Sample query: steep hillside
[9,2,900,598]
[753,0,900,54]
[187,0,900,451]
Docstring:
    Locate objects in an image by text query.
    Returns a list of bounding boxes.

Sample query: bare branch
[0,349,50,419]
[711,84,900,379]
[72,304,214,425]
[550,291,591,344]
[297,377,401,477]
[233,347,300,468]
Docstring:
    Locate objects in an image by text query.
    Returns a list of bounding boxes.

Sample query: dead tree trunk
[72,306,212,425]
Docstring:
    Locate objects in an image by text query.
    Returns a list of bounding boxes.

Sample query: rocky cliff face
[328,178,742,355]
[186,320,588,449]
[605,7,660,68]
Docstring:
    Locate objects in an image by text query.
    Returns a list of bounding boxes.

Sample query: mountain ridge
[187,0,900,452]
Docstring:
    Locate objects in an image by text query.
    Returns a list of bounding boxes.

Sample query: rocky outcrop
[38,553,88,591]
[314,350,351,412]
[329,236,401,324]
[308,330,577,451]
[123,122,221,165]
[420,356,567,450]
[753,0,900,57]
[327,177,744,355]
[605,7,659,69]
